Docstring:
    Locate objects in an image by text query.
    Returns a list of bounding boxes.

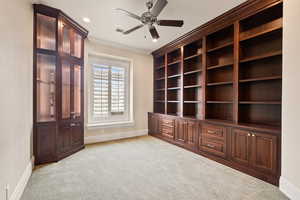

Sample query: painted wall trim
[280,176,300,200]
[9,156,34,200]
[84,129,148,144]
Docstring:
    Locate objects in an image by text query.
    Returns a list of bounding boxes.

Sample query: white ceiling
[38,0,247,53]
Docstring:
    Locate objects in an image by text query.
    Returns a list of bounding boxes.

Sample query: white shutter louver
[111,66,125,114]
[93,65,109,116]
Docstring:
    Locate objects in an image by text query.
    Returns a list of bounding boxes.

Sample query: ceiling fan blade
[151,0,168,17]
[122,24,144,35]
[157,20,184,27]
[115,8,141,21]
[149,26,160,40]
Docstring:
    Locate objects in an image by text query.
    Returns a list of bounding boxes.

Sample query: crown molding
[88,36,151,55]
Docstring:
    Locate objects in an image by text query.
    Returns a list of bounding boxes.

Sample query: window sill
[86,120,135,129]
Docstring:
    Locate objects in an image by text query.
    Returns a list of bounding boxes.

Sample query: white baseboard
[85,129,148,145]
[9,156,34,200]
[280,176,300,200]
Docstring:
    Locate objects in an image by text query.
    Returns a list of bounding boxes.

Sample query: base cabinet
[175,119,199,150]
[231,128,278,175]
[148,113,280,185]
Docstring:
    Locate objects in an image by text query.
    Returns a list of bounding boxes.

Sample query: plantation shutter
[111,66,125,113]
[92,65,109,116]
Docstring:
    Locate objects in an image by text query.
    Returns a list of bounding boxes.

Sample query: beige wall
[84,39,153,139]
[281,0,300,197]
[0,0,33,199]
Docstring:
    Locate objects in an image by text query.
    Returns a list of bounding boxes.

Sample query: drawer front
[161,118,175,127]
[200,137,225,158]
[202,124,226,141]
[161,125,174,138]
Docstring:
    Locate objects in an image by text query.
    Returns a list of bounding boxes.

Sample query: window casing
[88,54,133,127]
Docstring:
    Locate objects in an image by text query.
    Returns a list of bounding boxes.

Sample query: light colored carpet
[21,136,288,200]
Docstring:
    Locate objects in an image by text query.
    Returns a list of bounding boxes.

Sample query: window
[88,54,133,128]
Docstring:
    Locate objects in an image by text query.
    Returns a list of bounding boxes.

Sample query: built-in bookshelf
[238,2,282,127]
[152,1,282,128]
[205,25,234,122]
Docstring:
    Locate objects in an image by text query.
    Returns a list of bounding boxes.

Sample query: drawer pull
[206,144,215,148]
[208,130,216,134]
[70,123,76,127]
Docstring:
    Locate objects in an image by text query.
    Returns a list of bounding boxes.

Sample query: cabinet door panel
[231,129,250,166]
[61,60,71,120]
[186,121,199,149]
[36,124,56,163]
[58,125,72,154]
[175,119,185,143]
[251,132,277,174]
[71,123,83,147]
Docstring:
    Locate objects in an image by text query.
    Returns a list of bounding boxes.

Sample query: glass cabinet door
[62,24,71,54]
[37,54,56,122]
[36,14,56,50]
[61,60,71,119]
[73,65,82,118]
[73,32,82,58]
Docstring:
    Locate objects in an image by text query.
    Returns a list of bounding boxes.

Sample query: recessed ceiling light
[82,17,91,23]
[152,38,158,43]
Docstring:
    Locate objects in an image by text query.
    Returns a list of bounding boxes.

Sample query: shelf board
[167,113,181,117]
[184,53,202,61]
[239,76,282,83]
[167,101,180,103]
[240,51,282,64]
[155,77,165,81]
[184,69,202,75]
[154,100,165,103]
[168,60,181,66]
[206,101,233,104]
[204,119,280,134]
[239,101,281,105]
[167,87,181,90]
[240,18,282,42]
[184,101,201,103]
[207,62,233,70]
[155,65,165,70]
[155,88,165,91]
[207,81,233,86]
[184,84,202,89]
[168,74,181,79]
[206,41,234,53]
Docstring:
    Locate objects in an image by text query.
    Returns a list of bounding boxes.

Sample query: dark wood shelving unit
[33,4,88,165]
[150,0,283,186]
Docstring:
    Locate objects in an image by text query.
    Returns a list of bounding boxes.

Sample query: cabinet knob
[206,144,215,148]
[252,134,255,137]
[247,133,251,137]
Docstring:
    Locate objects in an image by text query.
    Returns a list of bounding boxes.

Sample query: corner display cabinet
[33,4,88,165]
[149,0,283,185]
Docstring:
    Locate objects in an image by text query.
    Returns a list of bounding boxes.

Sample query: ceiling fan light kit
[116,0,184,42]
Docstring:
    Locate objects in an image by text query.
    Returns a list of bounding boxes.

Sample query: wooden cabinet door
[251,132,278,174]
[71,123,83,147]
[148,114,155,134]
[175,119,186,143]
[231,129,251,166]
[58,124,72,154]
[185,120,199,149]
[148,114,160,135]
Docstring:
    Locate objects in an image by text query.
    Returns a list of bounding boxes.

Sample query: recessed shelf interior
[207,66,233,84]
[239,104,281,127]
[167,48,181,64]
[206,25,234,51]
[239,3,282,33]
[184,40,203,58]
[206,84,233,102]
[206,103,233,121]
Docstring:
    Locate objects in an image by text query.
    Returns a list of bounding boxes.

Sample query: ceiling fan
[115,0,184,42]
